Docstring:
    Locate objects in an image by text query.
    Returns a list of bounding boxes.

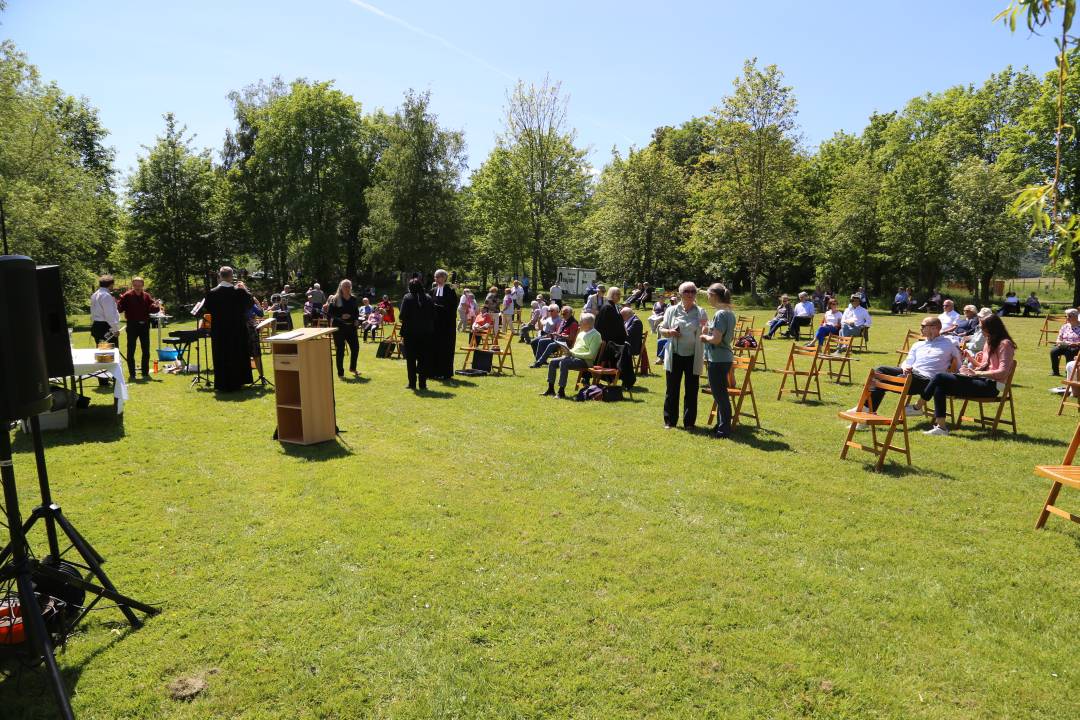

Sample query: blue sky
[3,0,1057,182]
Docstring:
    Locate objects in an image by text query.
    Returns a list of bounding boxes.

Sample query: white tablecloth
[71,348,128,413]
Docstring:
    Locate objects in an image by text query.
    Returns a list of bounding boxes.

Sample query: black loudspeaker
[36,264,74,379]
[0,255,52,421]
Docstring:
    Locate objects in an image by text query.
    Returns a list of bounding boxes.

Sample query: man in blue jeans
[541,314,601,398]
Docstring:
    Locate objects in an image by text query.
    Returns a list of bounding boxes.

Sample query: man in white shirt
[857,317,960,415]
[512,280,525,321]
[89,274,122,386]
[840,294,872,337]
[937,299,960,334]
[549,281,563,308]
[784,291,816,340]
[583,284,605,316]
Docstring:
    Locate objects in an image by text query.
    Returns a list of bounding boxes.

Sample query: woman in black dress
[399,277,435,390]
[327,279,360,377]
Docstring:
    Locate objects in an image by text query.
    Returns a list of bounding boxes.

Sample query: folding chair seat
[895,329,923,365]
[734,328,767,371]
[820,334,854,384]
[1035,421,1080,529]
[1059,361,1080,415]
[776,343,821,402]
[838,369,913,471]
[704,356,760,428]
[954,359,1017,435]
[1039,313,1068,347]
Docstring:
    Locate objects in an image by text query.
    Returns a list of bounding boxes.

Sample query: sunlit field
[3,307,1079,719]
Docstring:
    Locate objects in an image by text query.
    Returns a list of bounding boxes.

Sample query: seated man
[621,306,644,357]
[540,313,601,398]
[1050,308,1080,376]
[891,287,909,314]
[998,291,1020,316]
[532,306,579,367]
[765,295,794,339]
[937,299,960,334]
[1023,291,1042,317]
[851,316,960,418]
[917,289,942,313]
[840,294,872,337]
[784,291,815,339]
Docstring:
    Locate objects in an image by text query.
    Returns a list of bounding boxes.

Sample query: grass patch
[2,308,1079,718]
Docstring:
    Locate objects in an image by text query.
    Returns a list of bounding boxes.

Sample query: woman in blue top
[700,282,736,439]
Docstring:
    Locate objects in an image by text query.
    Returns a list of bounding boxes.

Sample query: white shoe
[847,405,869,415]
[923,426,949,436]
[904,404,922,416]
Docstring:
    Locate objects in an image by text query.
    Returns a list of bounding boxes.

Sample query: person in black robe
[429,269,458,379]
[595,287,628,344]
[399,277,435,390]
[202,266,253,392]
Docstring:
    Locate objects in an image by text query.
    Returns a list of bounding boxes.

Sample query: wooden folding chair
[704,356,760,428]
[575,341,629,396]
[734,328,767,371]
[736,315,755,333]
[954,360,1017,435]
[633,330,651,376]
[492,331,516,375]
[1058,360,1080,415]
[895,329,923,365]
[1034,421,1080,528]
[820,334,855,384]
[838,369,913,471]
[776,343,822,402]
[459,330,489,370]
[1039,313,1068,347]
[848,326,870,352]
[386,323,405,359]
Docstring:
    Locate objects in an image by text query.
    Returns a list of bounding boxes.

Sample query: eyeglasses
[681,290,695,295]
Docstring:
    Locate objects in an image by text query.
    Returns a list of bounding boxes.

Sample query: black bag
[375,340,393,358]
[602,385,624,402]
[472,350,493,372]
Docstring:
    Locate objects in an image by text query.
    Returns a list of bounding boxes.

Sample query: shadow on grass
[12,412,126,450]
[874,463,953,480]
[280,438,353,460]
[207,386,275,401]
[733,426,792,452]
[337,374,371,385]
[414,388,455,399]
[947,431,1065,448]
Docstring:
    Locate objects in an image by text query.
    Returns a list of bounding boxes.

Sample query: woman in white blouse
[808,297,843,347]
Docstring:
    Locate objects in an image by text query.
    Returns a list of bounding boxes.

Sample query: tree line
[1,33,1078,308]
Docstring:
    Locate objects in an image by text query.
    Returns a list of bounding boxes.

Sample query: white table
[70,348,128,414]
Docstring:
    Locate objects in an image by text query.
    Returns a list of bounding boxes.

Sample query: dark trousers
[706,360,732,435]
[920,372,998,419]
[869,366,930,411]
[547,356,587,389]
[785,316,810,339]
[126,320,150,377]
[664,353,699,427]
[335,325,359,374]
[91,321,114,384]
[1050,344,1078,374]
[405,341,429,388]
[1023,306,1040,317]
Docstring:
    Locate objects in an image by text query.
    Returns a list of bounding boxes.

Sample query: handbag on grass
[471,350,494,372]
[375,340,393,358]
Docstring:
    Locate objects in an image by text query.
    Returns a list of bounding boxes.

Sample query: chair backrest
[898,329,921,351]
[789,343,819,361]
[729,356,755,388]
[737,315,755,329]
[853,368,911,417]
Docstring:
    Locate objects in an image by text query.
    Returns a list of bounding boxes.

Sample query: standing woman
[700,283,736,439]
[659,281,706,429]
[399,277,435,391]
[919,313,1016,437]
[327,279,360,378]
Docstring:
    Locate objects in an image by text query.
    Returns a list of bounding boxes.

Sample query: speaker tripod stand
[0,416,159,719]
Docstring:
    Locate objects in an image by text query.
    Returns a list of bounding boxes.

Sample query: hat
[977,307,993,319]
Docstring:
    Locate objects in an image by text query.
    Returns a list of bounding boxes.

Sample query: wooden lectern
[268,327,338,445]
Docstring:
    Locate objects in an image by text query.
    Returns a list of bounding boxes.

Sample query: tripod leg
[15,570,77,720]
[33,563,157,620]
[51,508,104,565]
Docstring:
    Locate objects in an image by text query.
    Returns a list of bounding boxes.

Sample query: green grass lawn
[3,308,1080,719]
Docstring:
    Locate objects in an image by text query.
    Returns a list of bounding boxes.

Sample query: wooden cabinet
[268,328,337,445]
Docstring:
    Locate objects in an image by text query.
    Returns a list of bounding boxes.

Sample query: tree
[586,145,687,284]
[501,77,590,285]
[364,90,466,274]
[688,59,804,298]
[947,157,1027,303]
[0,41,117,307]
[463,146,532,285]
[124,113,218,302]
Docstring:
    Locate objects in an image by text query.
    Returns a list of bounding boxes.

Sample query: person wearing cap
[965,308,995,354]
[840,294,872,338]
[784,291,815,340]
[1050,308,1080,376]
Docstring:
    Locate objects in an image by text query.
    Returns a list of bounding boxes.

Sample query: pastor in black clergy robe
[203,282,253,391]
[430,276,458,379]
